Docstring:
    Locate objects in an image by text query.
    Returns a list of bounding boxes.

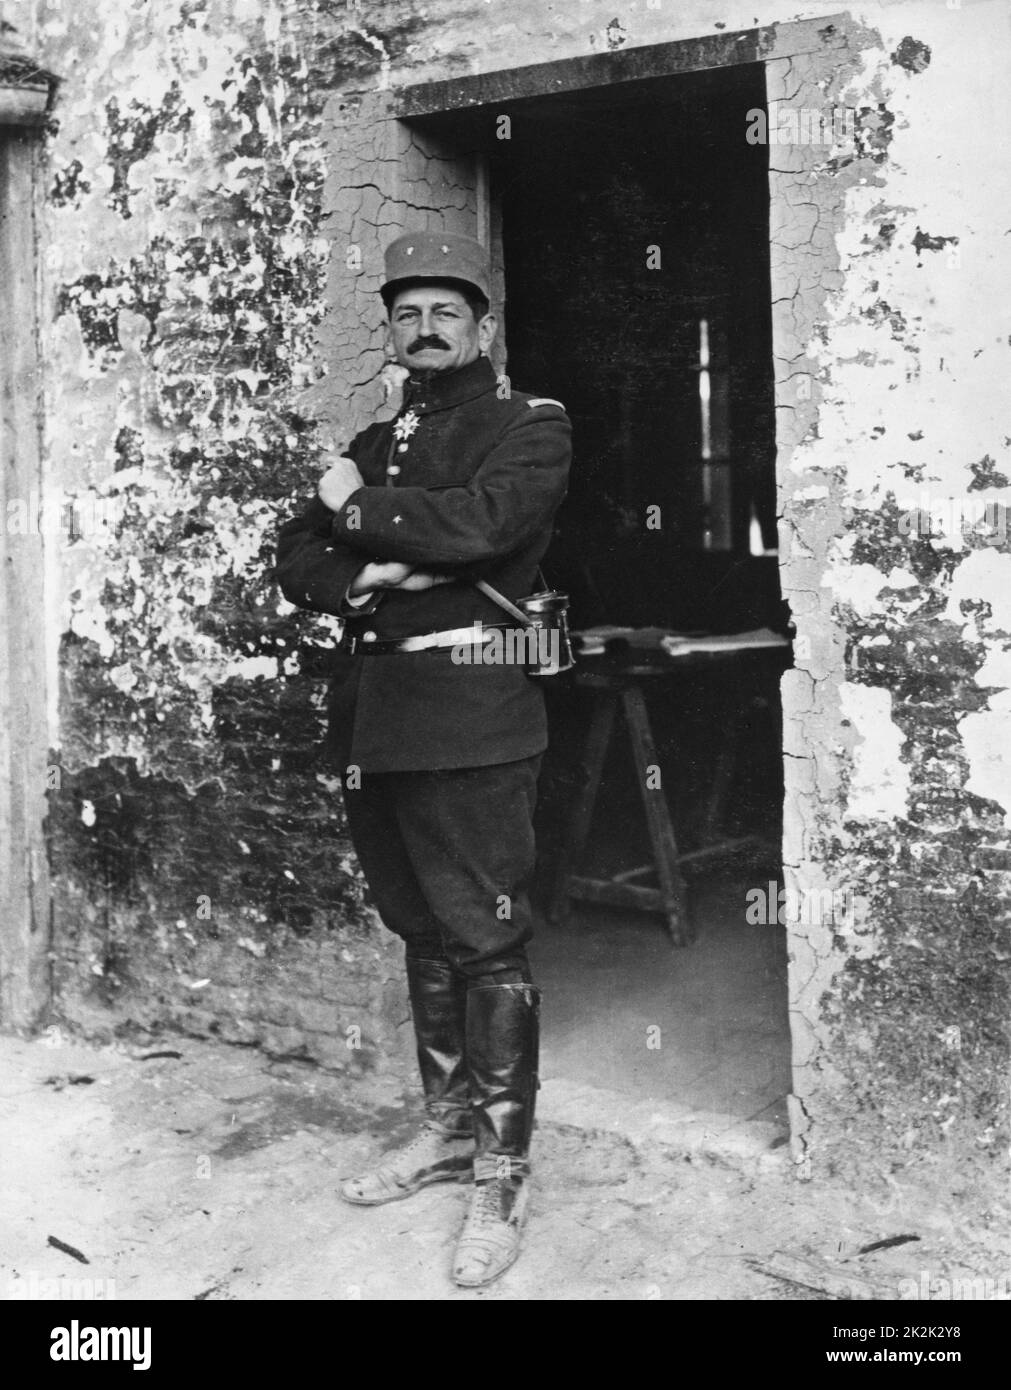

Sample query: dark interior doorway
[407,59,791,1140]
[495,63,780,635]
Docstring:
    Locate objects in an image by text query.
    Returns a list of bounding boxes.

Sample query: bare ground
[1,1032,1006,1302]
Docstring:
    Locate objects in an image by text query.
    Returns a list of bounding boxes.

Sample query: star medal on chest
[393,410,421,442]
[389,408,420,480]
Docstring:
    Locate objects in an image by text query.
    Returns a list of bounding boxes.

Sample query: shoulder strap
[474,568,554,624]
[474,579,535,627]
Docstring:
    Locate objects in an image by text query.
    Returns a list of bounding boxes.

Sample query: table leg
[621,685,691,946]
[701,697,741,844]
[548,689,618,923]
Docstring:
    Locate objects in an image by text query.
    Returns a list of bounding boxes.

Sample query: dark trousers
[342,756,541,982]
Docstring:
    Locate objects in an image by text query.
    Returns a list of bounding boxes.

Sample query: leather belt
[341,623,508,656]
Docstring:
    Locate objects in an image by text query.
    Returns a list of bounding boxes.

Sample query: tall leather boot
[340,957,473,1205]
[452,981,539,1287]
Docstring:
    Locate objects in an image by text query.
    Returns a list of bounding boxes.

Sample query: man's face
[388,284,496,374]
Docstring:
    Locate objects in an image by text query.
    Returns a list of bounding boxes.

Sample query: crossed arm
[274,408,571,616]
[274,493,448,617]
[326,411,571,568]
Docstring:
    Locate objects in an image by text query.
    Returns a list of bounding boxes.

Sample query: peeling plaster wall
[307,105,483,440]
[5,0,1009,1192]
[761,5,1011,1202]
[6,0,423,1075]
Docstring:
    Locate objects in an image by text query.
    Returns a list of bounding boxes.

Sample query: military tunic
[275,354,572,773]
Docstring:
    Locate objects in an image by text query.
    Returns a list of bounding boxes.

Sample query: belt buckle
[343,631,359,656]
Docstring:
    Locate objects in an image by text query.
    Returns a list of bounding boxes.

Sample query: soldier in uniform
[274,230,571,1287]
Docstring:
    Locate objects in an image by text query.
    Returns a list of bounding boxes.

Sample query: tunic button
[362,631,377,643]
[387,464,401,476]
[397,443,409,453]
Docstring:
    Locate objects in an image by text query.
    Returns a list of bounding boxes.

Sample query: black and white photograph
[0,0,1007,1346]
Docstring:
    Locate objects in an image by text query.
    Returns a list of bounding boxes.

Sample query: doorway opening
[404,56,790,1145]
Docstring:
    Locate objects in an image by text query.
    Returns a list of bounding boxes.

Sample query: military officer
[274,230,571,1287]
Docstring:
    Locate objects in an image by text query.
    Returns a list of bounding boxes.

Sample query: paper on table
[573,625,788,657]
[574,625,701,655]
[572,625,636,654]
[660,627,789,656]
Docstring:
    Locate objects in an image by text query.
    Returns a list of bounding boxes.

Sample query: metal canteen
[515,590,576,677]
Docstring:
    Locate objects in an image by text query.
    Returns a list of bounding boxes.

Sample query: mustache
[407,335,451,353]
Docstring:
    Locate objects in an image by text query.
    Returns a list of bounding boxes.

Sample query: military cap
[381,230,490,308]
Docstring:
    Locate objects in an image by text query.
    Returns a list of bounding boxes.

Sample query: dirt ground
[1,1031,1005,1302]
